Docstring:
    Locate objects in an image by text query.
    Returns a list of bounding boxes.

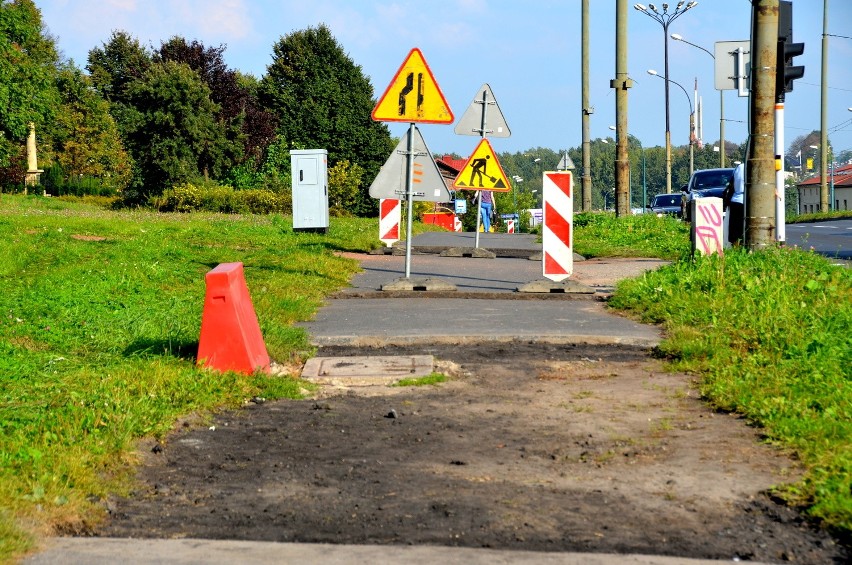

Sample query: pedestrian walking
[480,190,494,233]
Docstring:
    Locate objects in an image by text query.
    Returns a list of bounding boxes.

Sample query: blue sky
[38,0,852,159]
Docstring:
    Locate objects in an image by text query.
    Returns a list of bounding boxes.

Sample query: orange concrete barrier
[197,262,270,375]
[422,212,456,231]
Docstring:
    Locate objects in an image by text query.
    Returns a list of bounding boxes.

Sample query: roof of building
[797,163,852,188]
[437,155,465,173]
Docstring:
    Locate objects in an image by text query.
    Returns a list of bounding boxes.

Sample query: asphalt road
[784,218,852,260]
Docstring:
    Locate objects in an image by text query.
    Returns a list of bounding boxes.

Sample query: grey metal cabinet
[290,149,328,232]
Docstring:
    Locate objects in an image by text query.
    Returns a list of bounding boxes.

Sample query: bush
[39,164,118,197]
[153,183,291,214]
[327,160,362,216]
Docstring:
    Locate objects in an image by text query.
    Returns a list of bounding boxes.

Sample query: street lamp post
[671,32,725,168]
[634,2,699,194]
[512,175,522,231]
[648,69,695,177]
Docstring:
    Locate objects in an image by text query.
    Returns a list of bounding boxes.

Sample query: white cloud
[182,0,253,41]
[103,0,138,10]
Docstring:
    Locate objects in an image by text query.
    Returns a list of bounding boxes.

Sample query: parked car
[681,168,734,221]
[648,193,683,217]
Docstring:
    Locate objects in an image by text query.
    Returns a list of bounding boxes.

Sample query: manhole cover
[301,355,434,385]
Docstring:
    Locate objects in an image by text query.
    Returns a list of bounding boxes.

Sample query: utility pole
[581,0,592,212]
[747,0,779,250]
[819,0,829,211]
[613,0,631,215]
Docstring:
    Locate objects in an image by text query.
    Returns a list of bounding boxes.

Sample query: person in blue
[480,190,494,233]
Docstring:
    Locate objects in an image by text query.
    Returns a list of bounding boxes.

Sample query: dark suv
[648,193,683,217]
[681,168,734,221]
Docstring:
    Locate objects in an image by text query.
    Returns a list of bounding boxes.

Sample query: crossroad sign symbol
[557,152,575,170]
[372,48,454,124]
[369,125,452,202]
[453,138,512,192]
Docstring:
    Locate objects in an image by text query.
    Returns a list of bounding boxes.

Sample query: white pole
[776,102,786,243]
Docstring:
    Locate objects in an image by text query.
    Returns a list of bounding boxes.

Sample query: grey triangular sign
[454,83,511,138]
[557,152,575,170]
[369,126,452,202]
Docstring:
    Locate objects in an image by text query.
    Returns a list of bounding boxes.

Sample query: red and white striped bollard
[542,172,573,281]
[379,198,400,247]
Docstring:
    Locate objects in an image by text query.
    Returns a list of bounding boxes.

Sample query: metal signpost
[370,48,453,279]
[454,83,511,249]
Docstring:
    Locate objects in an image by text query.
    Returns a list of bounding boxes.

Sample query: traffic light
[777,0,805,95]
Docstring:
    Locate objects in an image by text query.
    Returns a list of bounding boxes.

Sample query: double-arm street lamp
[648,69,695,177]
[671,32,725,168]
[634,2,699,193]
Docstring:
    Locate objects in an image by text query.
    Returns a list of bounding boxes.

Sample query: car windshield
[692,171,732,190]
[653,195,680,207]
[696,187,726,198]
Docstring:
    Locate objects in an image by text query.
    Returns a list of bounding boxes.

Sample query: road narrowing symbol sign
[372,48,454,124]
[452,138,512,192]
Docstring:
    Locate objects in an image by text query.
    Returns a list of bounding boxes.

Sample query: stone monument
[25,122,43,193]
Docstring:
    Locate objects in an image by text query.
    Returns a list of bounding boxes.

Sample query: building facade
[796,163,852,213]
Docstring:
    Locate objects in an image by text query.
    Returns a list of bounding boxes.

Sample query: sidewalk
[26,537,765,565]
[28,233,759,565]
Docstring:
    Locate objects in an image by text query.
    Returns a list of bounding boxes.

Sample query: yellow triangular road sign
[453,138,512,192]
[372,48,453,124]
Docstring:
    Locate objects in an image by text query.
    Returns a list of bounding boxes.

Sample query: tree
[155,37,276,167]
[259,24,394,215]
[43,63,131,191]
[0,0,60,169]
[122,60,237,199]
[87,31,151,107]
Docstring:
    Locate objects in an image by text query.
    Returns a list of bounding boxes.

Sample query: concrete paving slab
[440,246,497,258]
[380,277,457,291]
[518,278,596,294]
[300,355,433,385]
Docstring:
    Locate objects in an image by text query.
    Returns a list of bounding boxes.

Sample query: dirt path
[99,343,847,564]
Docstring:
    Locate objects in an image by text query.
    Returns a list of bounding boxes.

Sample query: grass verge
[574,212,690,260]
[788,209,852,223]
[609,247,851,538]
[393,374,448,387]
[0,196,388,561]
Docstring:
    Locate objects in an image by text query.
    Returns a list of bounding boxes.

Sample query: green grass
[574,212,690,260]
[610,248,851,536]
[789,209,852,223]
[393,373,448,387]
[0,196,386,561]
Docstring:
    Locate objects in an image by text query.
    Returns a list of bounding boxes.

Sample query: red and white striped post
[506,219,515,234]
[453,216,463,232]
[379,198,400,247]
[542,172,573,281]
